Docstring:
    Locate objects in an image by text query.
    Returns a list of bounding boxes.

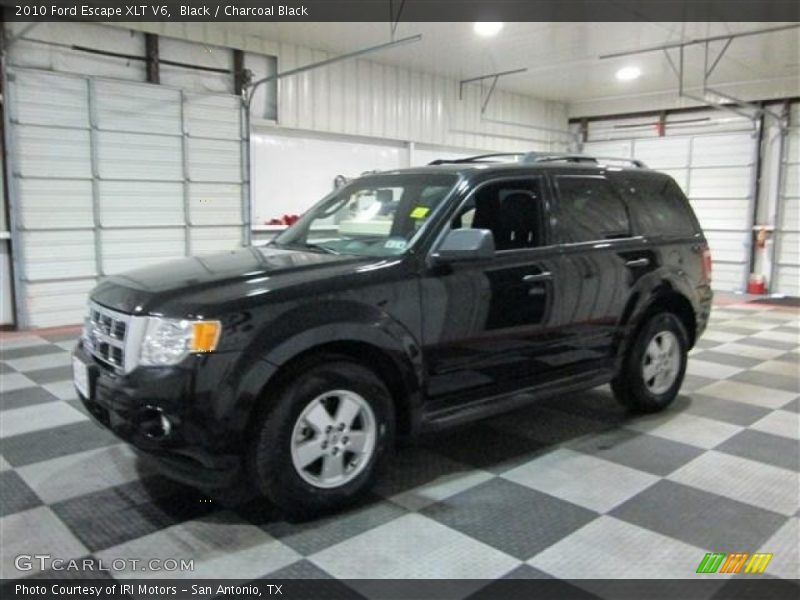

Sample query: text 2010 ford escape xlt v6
[74,152,713,514]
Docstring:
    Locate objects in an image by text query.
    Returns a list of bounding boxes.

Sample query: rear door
[551,172,650,366]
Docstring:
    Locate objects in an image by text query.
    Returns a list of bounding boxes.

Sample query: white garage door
[773,105,800,296]
[6,68,246,328]
[585,130,756,292]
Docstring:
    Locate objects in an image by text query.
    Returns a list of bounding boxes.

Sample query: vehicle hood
[91,246,380,316]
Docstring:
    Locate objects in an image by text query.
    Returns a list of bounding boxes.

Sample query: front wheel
[612,312,688,413]
[249,358,394,516]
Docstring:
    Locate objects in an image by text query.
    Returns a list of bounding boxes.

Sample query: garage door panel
[703,230,749,263]
[15,125,91,178]
[189,183,243,226]
[97,131,183,180]
[689,166,752,199]
[777,232,800,266]
[780,197,800,233]
[774,267,800,297]
[187,138,241,182]
[22,230,97,281]
[99,181,184,227]
[190,227,242,255]
[783,163,799,199]
[17,179,93,230]
[713,263,747,292]
[95,80,182,135]
[101,228,186,274]
[632,138,689,169]
[691,134,754,167]
[583,140,632,158]
[25,279,96,329]
[11,70,88,128]
[659,168,689,192]
[690,199,750,231]
[184,94,241,139]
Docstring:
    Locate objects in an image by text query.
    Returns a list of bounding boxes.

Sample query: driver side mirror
[432,228,495,263]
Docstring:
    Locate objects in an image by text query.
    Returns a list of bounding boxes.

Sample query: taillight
[702,247,712,281]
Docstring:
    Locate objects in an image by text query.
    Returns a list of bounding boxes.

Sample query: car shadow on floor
[134,387,697,526]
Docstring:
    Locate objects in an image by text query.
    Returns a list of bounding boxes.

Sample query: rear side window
[617,175,697,237]
[555,176,631,243]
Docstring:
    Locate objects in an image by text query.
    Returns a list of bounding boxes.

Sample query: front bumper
[73,343,241,489]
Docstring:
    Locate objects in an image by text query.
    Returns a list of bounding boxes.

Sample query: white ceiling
[237,21,799,114]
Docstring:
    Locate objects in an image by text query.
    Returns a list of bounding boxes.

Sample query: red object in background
[747,274,767,295]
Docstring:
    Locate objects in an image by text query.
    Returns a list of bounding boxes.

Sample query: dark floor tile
[681,374,718,392]
[422,478,598,560]
[729,371,800,394]
[1,421,119,468]
[39,332,80,344]
[715,429,800,472]
[423,425,549,474]
[684,393,772,427]
[24,366,73,385]
[737,337,797,351]
[611,480,787,551]
[52,477,215,552]
[24,556,113,581]
[715,326,763,336]
[471,568,602,600]
[567,428,704,477]
[694,338,722,350]
[0,362,15,374]
[690,350,762,369]
[774,352,799,364]
[242,495,406,556]
[0,387,60,412]
[781,398,799,413]
[0,470,42,517]
[0,344,65,361]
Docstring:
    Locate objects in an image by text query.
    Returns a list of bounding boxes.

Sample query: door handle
[625,258,650,268]
[523,272,553,283]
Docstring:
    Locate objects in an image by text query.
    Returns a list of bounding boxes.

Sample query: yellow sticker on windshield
[410,206,430,219]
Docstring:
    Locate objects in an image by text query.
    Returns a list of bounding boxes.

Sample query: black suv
[74,152,713,514]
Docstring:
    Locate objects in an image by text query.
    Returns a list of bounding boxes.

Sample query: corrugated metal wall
[774,104,800,296]
[584,112,758,292]
[116,23,570,151]
[6,68,245,328]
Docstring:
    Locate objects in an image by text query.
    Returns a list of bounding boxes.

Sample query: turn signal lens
[191,321,221,353]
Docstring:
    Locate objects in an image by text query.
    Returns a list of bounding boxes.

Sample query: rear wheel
[612,312,688,413]
[249,358,394,516]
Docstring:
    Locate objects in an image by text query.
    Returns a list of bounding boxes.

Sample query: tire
[249,357,394,516]
[612,312,688,413]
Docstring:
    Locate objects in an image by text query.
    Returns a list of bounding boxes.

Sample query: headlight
[139,317,221,367]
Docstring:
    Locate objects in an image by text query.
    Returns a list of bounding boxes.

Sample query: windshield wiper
[302,242,340,255]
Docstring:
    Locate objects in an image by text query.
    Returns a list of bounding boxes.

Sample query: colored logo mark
[696,552,773,574]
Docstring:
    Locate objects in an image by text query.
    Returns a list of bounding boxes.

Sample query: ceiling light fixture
[616,66,642,81]
[474,22,503,37]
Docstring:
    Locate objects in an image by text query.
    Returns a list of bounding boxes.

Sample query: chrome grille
[83,302,131,371]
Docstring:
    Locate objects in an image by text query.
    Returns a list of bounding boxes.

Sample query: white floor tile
[686,359,743,379]
[702,331,746,344]
[758,518,799,580]
[5,351,72,373]
[750,411,800,440]
[310,513,519,580]
[0,507,88,578]
[96,512,300,580]
[502,449,658,513]
[712,343,785,361]
[529,516,707,579]
[0,401,87,438]
[626,412,742,449]
[0,372,36,393]
[0,336,49,350]
[668,451,800,516]
[752,360,800,378]
[383,468,494,512]
[696,380,798,410]
[17,445,154,504]
[42,380,79,401]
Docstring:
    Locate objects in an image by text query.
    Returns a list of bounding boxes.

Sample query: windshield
[272,173,459,257]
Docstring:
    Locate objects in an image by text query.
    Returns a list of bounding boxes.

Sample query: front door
[420,176,569,411]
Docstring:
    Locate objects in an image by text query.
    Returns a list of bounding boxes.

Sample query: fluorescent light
[474,22,503,37]
[616,66,642,81]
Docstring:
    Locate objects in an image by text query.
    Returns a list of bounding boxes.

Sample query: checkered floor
[1,298,798,587]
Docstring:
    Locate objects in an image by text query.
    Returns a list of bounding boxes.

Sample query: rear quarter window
[616,175,698,237]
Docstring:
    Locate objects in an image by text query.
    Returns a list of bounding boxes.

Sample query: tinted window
[556,176,630,243]
[617,175,697,237]
[452,179,546,250]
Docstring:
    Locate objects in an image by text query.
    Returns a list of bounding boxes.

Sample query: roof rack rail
[427,151,647,169]
[427,153,524,165]
[522,152,648,168]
